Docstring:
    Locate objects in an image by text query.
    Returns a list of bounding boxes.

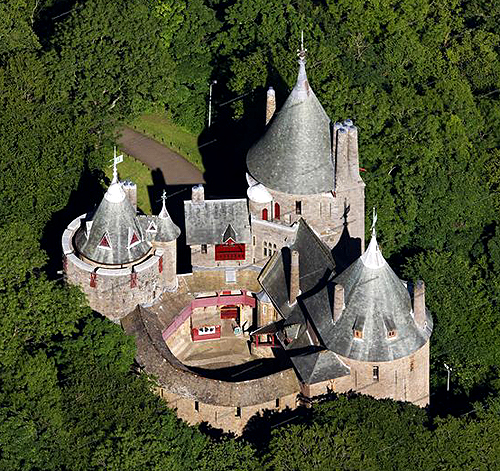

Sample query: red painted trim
[158,256,163,273]
[262,208,268,220]
[274,202,280,220]
[192,325,221,341]
[215,243,245,261]
[130,272,137,288]
[90,272,97,288]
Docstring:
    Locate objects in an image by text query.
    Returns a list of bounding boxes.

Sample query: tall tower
[246,40,365,265]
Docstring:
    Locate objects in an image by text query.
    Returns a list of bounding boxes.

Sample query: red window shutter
[130,272,137,288]
[90,272,97,288]
[262,208,268,220]
[215,243,245,261]
[158,256,163,273]
[274,202,280,220]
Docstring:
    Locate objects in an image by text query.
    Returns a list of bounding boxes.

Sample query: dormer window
[387,329,397,339]
[146,221,157,232]
[128,228,141,248]
[98,233,112,250]
[354,329,363,339]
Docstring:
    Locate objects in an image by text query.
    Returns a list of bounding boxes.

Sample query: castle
[62,47,432,434]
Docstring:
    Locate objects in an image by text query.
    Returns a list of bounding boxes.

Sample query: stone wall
[303,342,430,406]
[63,215,168,322]
[249,185,365,263]
[156,388,298,435]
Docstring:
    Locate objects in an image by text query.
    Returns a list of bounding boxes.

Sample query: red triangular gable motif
[130,231,139,245]
[99,233,111,248]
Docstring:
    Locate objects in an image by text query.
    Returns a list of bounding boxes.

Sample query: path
[117,126,205,185]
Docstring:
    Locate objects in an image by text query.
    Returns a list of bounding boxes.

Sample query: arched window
[262,208,268,221]
[274,202,280,220]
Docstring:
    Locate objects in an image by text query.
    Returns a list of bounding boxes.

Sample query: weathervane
[110,146,123,184]
[297,30,307,63]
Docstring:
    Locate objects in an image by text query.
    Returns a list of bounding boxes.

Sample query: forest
[0,0,499,469]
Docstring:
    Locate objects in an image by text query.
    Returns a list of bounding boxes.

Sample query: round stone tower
[246,46,365,265]
[62,170,180,322]
[330,225,433,406]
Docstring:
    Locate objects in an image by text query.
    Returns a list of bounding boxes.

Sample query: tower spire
[159,189,168,218]
[361,208,385,269]
[297,30,307,64]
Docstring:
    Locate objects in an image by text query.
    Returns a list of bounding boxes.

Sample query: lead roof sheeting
[247,73,335,195]
[290,349,350,384]
[139,215,181,243]
[327,257,432,362]
[75,193,151,265]
[184,199,251,245]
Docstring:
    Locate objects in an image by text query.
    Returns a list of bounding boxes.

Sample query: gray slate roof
[258,219,335,322]
[290,349,350,384]
[184,198,251,245]
[75,182,151,265]
[247,60,335,195]
[326,237,433,362]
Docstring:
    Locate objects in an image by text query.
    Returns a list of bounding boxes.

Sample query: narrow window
[262,208,268,221]
[354,329,363,339]
[373,366,379,381]
[275,398,280,408]
[295,201,302,215]
[201,244,207,254]
[194,401,199,412]
[263,241,268,256]
[274,202,281,220]
[235,407,241,417]
[252,236,256,246]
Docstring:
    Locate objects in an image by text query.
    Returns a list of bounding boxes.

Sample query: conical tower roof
[75,179,151,265]
[327,228,432,362]
[155,191,181,242]
[246,50,334,195]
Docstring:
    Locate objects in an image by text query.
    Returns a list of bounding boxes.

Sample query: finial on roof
[361,207,385,269]
[297,30,307,64]
[111,146,123,185]
[159,189,168,218]
[371,207,378,237]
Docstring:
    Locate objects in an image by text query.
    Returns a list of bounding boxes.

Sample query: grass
[129,113,204,172]
[105,153,153,214]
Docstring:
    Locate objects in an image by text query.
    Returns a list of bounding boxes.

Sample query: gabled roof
[290,349,350,385]
[246,58,335,195]
[258,219,335,322]
[75,181,150,265]
[184,198,251,245]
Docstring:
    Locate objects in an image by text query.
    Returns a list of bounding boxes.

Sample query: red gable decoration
[99,233,111,248]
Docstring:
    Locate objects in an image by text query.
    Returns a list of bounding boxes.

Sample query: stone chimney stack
[122,180,137,212]
[266,87,276,125]
[192,184,204,204]
[413,280,426,328]
[333,284,344,322]
[289,250,300,305]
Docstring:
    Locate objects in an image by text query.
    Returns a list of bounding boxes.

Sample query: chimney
[122,180,137,211]
[345,121,360,180]
[191,184,204,204]
[413,280,426,328]
[266,87,276,125]
[335,125,349,189]
[289,250,300,305]
[333,284,344,322]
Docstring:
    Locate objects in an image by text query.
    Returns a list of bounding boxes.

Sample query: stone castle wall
[305,342,430,407]
[63,215,175,322]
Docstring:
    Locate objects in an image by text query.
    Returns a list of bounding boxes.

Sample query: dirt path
[117,126,205,185]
